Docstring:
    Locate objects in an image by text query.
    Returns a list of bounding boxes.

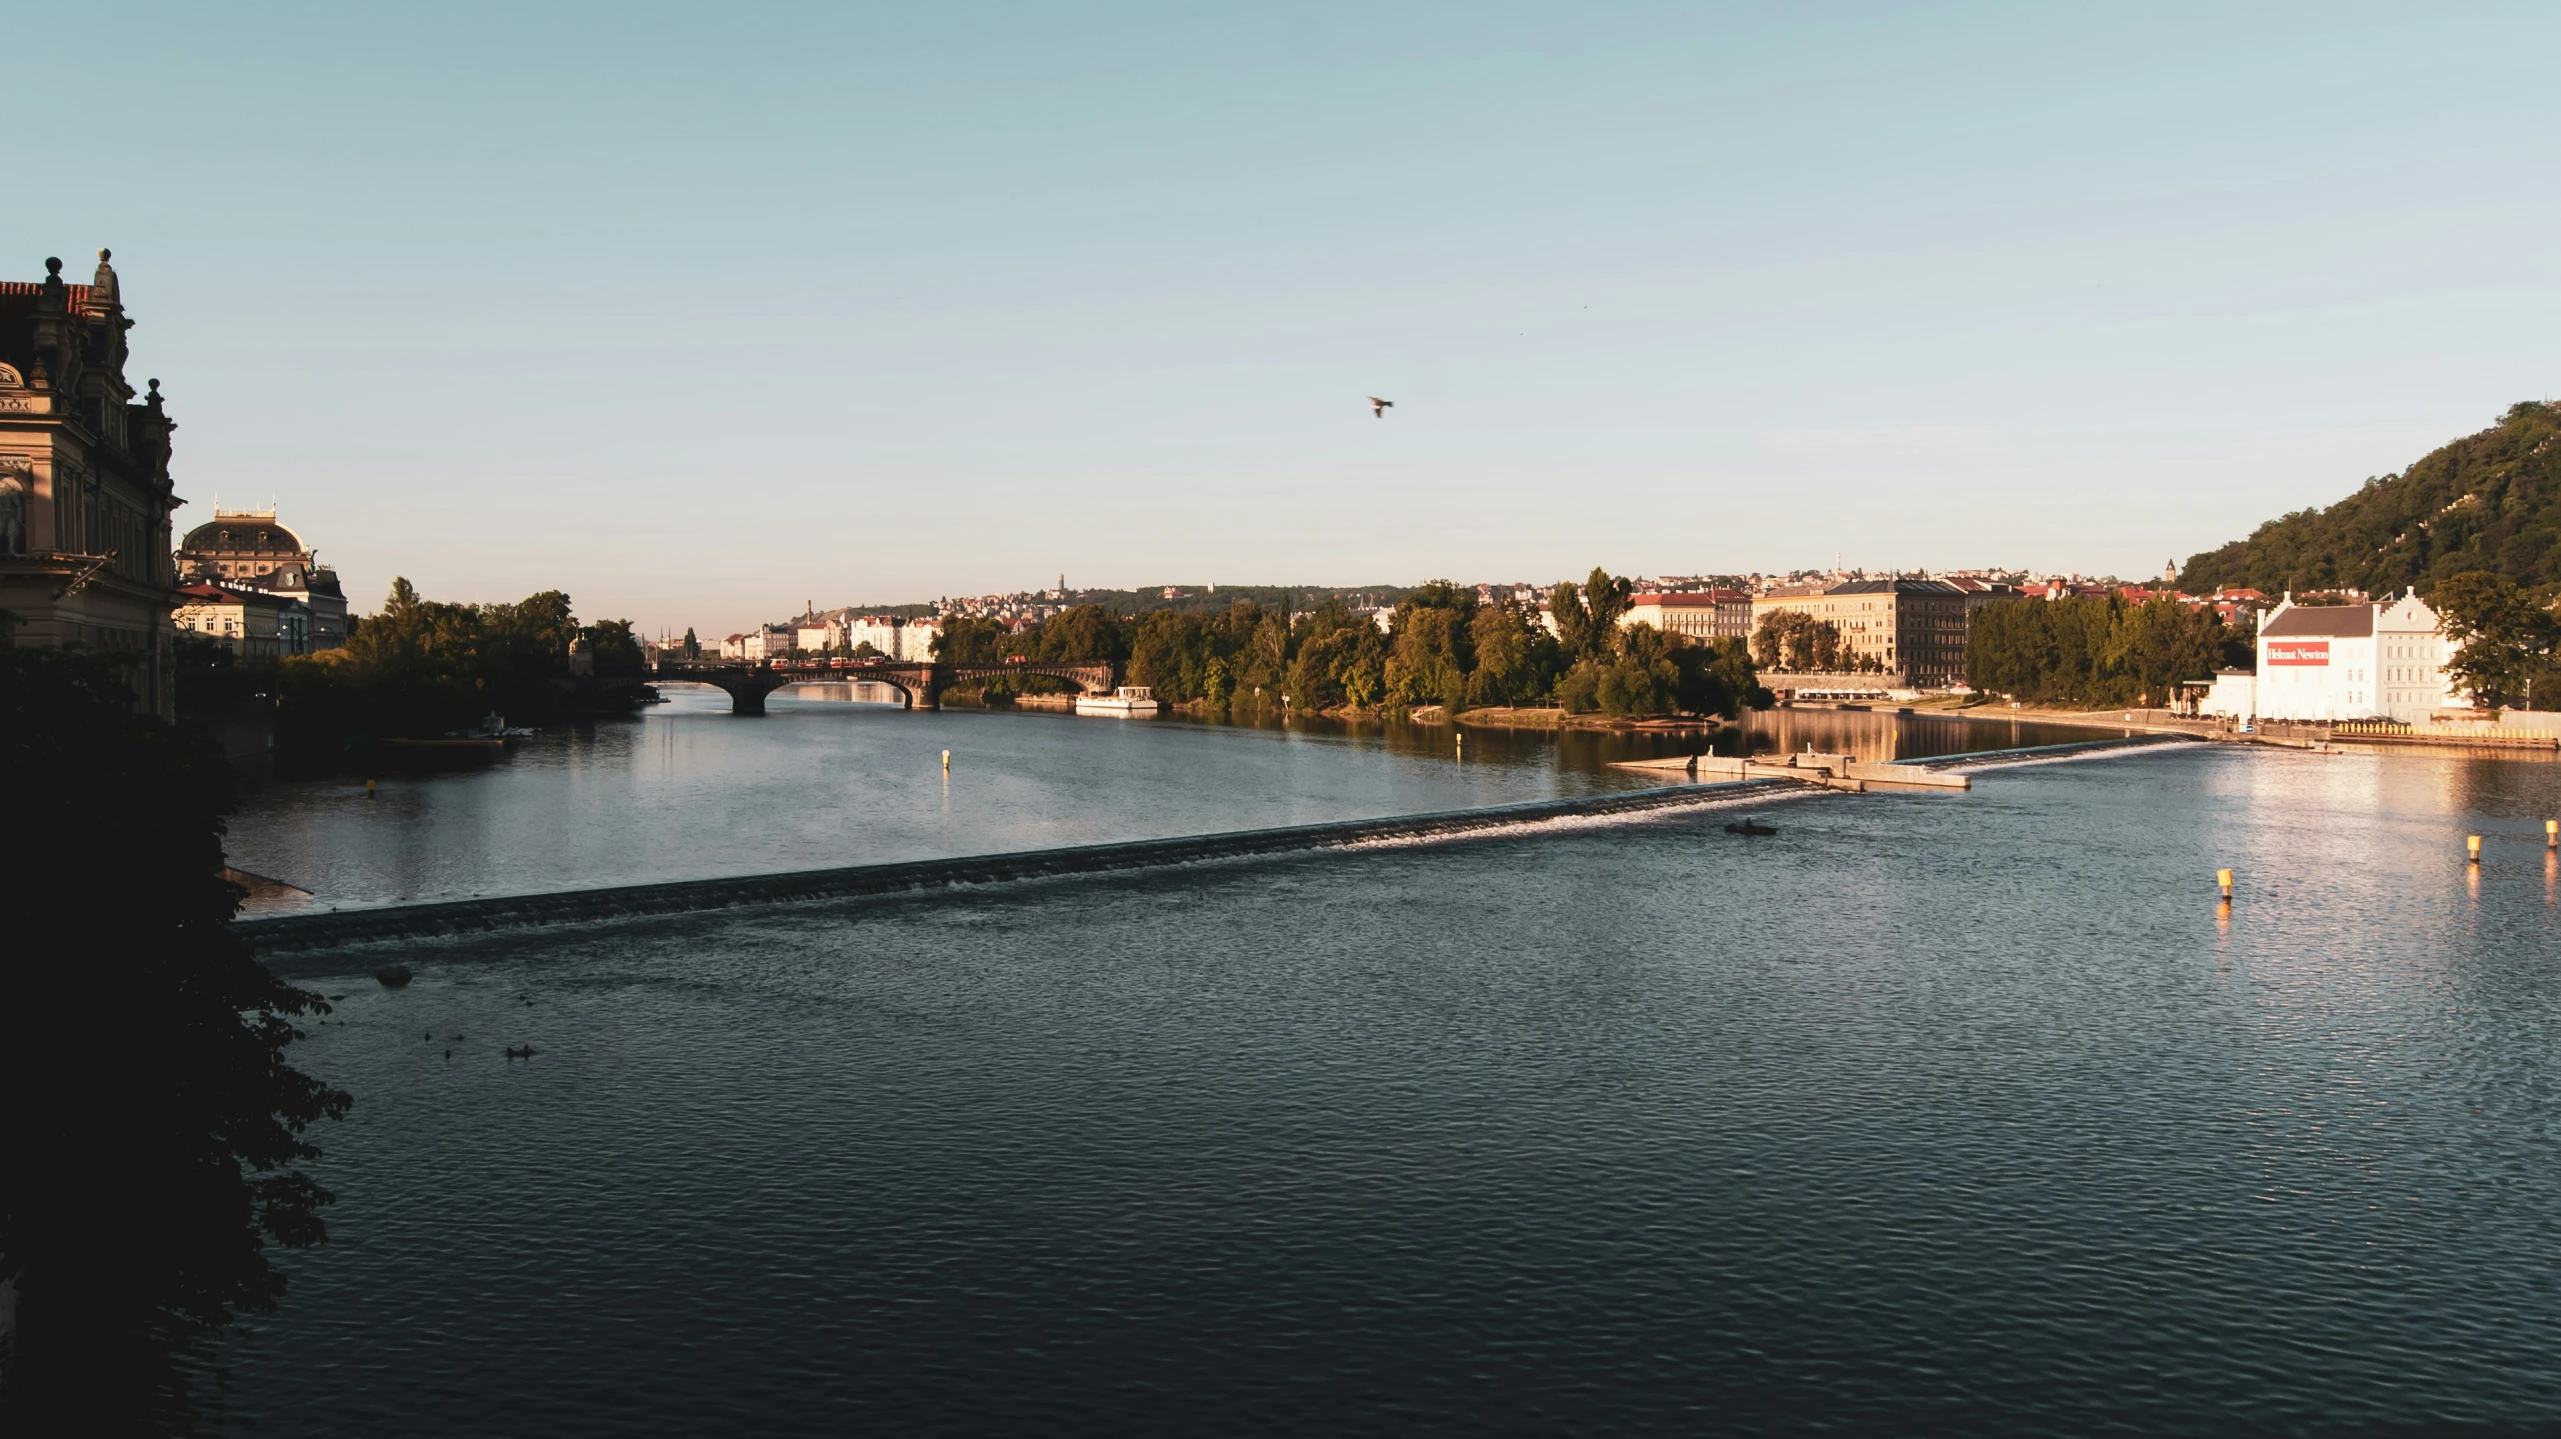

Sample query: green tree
[2433,570,2560,707]
[1752,610,1843,671]
[1038,605,1127,663]
[1,648,350,1432]
[1672,636,1764,717]
[581,619,645,678]
[1233,604,1291,701]
[275,580,651,756]
[1285,615,1387,710]
[1465,598,1558,705]
[1557,659,1603,713]
[1549,581,1594,662]
[1127,611,1211,700]
[1965,595,2233,708]
[1596,622,1680,716]
[932,616,1016,665]
[1579,568,1633,649]
[1383,602,1472,709]
[2110,598,2222,706]
[2180,402,2561,596]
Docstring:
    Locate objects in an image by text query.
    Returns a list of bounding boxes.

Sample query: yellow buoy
[2467,834,2483,864]
[365,779,377,798]
[941,749,951,772]
[2547,819,2558,850]
[2217,868,2233,900]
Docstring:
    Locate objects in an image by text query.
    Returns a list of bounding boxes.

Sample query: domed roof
[179,514,307,556]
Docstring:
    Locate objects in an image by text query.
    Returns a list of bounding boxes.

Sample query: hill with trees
[2179,401,2561,597]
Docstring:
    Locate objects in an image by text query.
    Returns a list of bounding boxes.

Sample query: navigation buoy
[2547,819,2557,850]
[365,779,377,798]
[2467,834,2483,865]
[1455,733,1464,762]
[2217,868,2234,901]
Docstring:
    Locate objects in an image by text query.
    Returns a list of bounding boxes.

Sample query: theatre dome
[176,510,313,582]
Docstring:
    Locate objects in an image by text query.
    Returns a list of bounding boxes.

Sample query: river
[222,687,2103,913]
[218,712,2561,1434]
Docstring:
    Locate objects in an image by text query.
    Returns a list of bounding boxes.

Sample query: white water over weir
[234,779,1796,964]
[233,734,2191,968]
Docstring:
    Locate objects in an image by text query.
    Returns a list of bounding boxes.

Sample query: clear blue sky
[14,1,2558,634]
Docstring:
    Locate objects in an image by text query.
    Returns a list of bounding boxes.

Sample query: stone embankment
[1947,706,2561,753]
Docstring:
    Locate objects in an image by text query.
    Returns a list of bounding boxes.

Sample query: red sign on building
[2267,640,2330,666]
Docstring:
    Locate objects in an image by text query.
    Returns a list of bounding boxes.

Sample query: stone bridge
[652,658,1117,715]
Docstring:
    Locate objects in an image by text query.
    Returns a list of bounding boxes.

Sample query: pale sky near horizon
[12,1,2558,635]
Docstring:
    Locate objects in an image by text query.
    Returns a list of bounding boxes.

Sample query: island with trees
[177,578,653,768]
[934,567,1766,723]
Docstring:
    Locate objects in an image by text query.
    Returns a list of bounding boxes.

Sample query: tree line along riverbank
[177,579,654,770]
[930,568,1768,723]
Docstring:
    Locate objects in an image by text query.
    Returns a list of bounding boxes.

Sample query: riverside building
[174,580,307,660]
[1749,578,1971,687]
[2247,591,2457,723]
[1623,590,1753,641]
[0,251,182,715]
[174,509,348,649]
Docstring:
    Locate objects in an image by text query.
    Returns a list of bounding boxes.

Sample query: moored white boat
[1075,685,1163,716]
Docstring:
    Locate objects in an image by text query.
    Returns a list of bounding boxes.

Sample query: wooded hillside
[2179,401,2561,596]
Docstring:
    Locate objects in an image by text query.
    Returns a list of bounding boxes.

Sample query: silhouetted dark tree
[0,648,349,1434]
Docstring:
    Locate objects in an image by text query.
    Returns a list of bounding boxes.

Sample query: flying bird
[1368,396,1394,418]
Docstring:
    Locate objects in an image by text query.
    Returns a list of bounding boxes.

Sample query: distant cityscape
[143,495,2446,728]
[680,564,2280,664]
[0,250,2483,737]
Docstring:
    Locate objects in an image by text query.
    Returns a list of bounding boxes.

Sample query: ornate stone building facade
[0,251,181,716]
[176,509,310,581]
[175,511,348,648]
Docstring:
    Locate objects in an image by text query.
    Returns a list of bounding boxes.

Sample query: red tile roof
[0,282,94,307]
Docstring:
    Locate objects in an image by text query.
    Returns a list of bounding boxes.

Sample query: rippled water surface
[222,692,2097,910]
[225,738,2561,1435]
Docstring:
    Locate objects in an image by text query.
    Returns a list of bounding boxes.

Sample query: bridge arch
[652,659,1117,715]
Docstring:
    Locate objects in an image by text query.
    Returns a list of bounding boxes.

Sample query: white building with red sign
[2243,592,2457,723]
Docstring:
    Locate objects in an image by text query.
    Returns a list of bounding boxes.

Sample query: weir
[1608,733,2196,788]
[235,735,2204,966]
[235,778,1797,963]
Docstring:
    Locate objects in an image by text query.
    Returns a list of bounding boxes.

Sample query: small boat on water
[1724,819,1778,837]
[1076,685,1163,716]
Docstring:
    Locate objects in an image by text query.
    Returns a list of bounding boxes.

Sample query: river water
[217,715,2561,1435]
[222,687,2101,912]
